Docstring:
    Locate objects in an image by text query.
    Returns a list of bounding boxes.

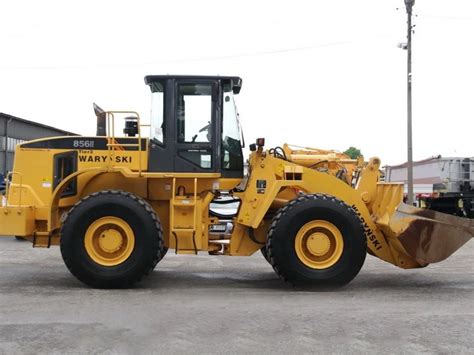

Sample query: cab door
[173,80,221,173]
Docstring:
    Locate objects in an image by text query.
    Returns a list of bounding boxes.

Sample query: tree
[344,147,362,159]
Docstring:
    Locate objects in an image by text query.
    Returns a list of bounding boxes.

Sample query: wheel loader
[1,75,472,288]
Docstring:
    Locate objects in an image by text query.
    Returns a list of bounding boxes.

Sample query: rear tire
[267,194,366,287]
[160,247,168,260]
[60,190,164,288]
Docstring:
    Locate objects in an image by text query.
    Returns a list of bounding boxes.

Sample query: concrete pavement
[0,237,473,354]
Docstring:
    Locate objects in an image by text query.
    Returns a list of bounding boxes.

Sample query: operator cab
[145,75,244,178]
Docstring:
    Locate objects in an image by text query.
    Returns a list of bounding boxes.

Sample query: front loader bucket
[388,203,473,266]
[370,183,473,268]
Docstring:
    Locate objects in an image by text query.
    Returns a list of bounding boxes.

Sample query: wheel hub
[306,232,331,256]
[294,220,344,269]
[98,229,124,253]
[84,216,135,266]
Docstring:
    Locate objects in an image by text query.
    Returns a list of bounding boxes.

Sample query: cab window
[177,83,213,169]
[177,84,213,143]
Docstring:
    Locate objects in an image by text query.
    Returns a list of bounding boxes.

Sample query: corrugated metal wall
[0,113,76,175]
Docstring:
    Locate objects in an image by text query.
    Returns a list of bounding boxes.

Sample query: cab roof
[144,75,242,94]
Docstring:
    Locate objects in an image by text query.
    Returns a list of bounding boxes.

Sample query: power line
[0,40,353,70]
[416,13,473,21]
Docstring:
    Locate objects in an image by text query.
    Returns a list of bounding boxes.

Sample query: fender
[48,167,108,231]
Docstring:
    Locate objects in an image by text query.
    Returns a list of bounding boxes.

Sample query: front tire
[267,194,367,287]
[60,190,164,288]
[260,246,271,263]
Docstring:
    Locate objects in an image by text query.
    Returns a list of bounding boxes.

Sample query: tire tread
[60,189,164,288]
[266,193,366,286]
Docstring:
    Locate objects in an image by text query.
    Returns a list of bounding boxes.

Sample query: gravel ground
[0,236,473,354]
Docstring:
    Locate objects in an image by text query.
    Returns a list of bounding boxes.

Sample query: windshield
[222,91,243,171]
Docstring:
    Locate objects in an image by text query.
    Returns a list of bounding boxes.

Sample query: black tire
[267,194,367,287]
[60,190,164,288]
[160,247,168,260]
[260,246,270,263]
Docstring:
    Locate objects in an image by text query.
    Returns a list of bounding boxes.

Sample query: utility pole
[405,0,415,205]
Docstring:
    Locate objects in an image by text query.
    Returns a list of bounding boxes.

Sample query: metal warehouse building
[0,113,76,176]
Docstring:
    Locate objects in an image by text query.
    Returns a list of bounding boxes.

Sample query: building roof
[0,112,77,136]
[385,155,473,169]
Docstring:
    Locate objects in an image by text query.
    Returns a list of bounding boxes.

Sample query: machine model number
[73,140,95,148]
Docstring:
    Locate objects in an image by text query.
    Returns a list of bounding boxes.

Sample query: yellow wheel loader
[1,75,472,288]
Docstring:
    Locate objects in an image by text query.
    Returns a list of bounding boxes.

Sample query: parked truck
[385,156,474,218]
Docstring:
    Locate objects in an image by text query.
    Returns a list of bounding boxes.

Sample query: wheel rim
[294,220,344,269]
[84,216,135,266]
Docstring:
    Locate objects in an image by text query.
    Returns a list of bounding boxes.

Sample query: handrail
[105,110,148,176]
[107,143,140,147]
[192,178,197,232]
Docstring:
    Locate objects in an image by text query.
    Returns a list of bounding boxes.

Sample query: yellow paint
[294,220,344,269]
[1,128,470,272]
[0,206,35,236]
[84,216,135,266]
[282,143,361,185]
[235,152,397,265]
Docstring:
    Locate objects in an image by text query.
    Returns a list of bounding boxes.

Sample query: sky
[0,0,472,165]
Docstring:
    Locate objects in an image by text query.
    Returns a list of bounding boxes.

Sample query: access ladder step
[172,230,198,255]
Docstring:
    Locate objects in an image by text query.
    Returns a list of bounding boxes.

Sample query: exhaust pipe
[93,103,106,136]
